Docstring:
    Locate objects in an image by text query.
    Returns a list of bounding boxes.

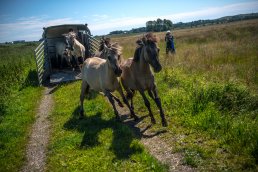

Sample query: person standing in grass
[165,30,175,54]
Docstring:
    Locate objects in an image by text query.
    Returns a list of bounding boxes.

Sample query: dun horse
[63,32,85,68]
[80,43,139,121]
[120,33,168,127]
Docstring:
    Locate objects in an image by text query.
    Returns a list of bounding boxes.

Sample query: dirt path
[22,87,54,172]
[116,105,195,172]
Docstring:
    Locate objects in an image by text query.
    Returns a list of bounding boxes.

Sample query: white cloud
[92,14,109,21]
[164,1,258,22]
[0,16,84,42]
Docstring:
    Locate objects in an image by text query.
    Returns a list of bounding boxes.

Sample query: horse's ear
[103,43,109,53]
[142,36,147,45]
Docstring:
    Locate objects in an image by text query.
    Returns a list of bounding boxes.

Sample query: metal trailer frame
[34,24,100,86]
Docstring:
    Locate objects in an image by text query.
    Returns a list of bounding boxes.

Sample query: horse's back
[121,57,155,90]
[84,57,105,68]
[82,57,107,91]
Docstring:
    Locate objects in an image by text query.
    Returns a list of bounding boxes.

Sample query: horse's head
[63,32,76,51]
[103,43,122,76]
[99,37,111,52]
[142,33,162,73]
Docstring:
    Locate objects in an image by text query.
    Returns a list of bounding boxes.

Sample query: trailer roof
[42,24,90,38]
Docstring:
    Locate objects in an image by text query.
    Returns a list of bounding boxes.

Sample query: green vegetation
[46,82,167,171]
[1,19,258,171]
[0,43,43,171]
[146,18,173,32]
[112,19,258,171]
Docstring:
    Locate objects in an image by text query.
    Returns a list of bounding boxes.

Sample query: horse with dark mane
[80,43,139,121]
[120,33,168,127]
[93,37,111,58]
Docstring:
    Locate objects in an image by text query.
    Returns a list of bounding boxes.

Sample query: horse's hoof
[162,120,168,127]
[133,115,139,121]
[115,116,121,121]
[118,102,124,108]
[80,110,84,119]
[151,118,156,124]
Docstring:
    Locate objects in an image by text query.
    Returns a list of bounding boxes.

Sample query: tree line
[108,18,172,35]
[108,13,258,35]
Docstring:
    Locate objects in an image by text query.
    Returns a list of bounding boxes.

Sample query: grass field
[0,19,257,171]
[0,43,43,171]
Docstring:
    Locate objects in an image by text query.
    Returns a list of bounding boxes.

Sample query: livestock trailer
[34,24,100,85]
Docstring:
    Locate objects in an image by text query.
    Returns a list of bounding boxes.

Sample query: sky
[0,0,258,43]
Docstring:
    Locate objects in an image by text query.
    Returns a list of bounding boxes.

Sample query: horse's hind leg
[148,90,155,100]
[117,87,139,121]
[126,89,135,110]
[110,93,124,107]
[152,87,168,127]
[105,91,120,120]
[80,80,89,119]
[139,90,156,124]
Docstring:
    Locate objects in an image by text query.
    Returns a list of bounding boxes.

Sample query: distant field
[112,19,258,91]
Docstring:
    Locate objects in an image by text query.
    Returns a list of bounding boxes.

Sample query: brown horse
[120,33,168,127]
[80,43,139,121]
[93,37,111,58]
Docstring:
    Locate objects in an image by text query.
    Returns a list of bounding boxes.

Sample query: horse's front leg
[105,90,120,120]
[117,86,139,121]
[151,86,168,127]
[139,90,156,124]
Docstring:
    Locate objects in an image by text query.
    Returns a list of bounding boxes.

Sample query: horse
[80,43,139,121]
[120,33,168,127]
[55,41,71,68]
[63,32,85,68]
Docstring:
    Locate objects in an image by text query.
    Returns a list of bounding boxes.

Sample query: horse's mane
[99,37,111,51]
[142,32,158,44]
[110,43,122,55]
[133,32,157,62]
[67,32,77,38]
[133,39,144,62]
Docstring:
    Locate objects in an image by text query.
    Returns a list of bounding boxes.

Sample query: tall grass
[0,43,39,116]
[0,43,43,171]
[112,19,258,170]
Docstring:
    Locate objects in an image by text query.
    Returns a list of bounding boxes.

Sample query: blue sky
[0,0,258,42]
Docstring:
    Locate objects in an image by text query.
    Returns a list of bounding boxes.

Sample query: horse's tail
[80,62,87,78]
